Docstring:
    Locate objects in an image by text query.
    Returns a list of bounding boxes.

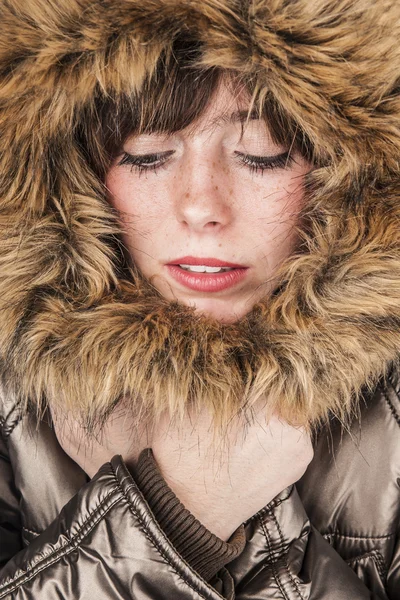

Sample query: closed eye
[234,151,294,174]
[117,149,294,175]
[118,151,174,175]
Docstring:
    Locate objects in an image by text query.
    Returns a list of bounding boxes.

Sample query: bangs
[77,35,314,178]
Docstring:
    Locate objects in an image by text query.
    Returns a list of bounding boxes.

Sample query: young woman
[0,1,399,599]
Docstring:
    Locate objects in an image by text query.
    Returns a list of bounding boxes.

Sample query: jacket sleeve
[0,450,391,600]
[0,420,395,600]
[0,443,228,600]
[226,485,391,600]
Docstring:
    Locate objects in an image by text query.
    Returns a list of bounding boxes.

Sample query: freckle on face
[105,79,312,323]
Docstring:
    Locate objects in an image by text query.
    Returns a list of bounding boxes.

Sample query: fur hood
[0,0,399,432]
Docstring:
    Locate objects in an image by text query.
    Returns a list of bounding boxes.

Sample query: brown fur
[0,0,399,433]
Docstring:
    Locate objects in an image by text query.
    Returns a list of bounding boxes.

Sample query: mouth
[165,256,249,293]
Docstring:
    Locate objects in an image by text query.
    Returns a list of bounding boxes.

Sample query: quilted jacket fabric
[0,370,399,599]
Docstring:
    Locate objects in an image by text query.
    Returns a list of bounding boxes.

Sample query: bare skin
[105,79,311,323]
[51,80,314,541]
[51,400,313,541]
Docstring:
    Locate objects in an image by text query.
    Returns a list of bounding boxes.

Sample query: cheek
[246,172,304,228]
[105,169,165,232]
[241,169,306,267]
[105,169,132,214]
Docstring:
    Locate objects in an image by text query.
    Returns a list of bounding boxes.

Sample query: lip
[165,257,249,293]
[168,256,246,268]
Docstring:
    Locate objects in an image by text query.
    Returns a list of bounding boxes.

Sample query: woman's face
[106,82,311,323]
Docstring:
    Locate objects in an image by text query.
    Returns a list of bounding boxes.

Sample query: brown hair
[77,35,314,179]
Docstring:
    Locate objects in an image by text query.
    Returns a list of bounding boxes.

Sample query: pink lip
[168,256,246,268]
[165,256,249,293]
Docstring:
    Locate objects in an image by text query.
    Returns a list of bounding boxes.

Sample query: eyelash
[117,150,294,175]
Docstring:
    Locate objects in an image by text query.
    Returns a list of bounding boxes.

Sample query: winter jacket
[0,0,399,598]
[0,371,399,599]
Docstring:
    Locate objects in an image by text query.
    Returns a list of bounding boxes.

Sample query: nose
[174,157,233,233]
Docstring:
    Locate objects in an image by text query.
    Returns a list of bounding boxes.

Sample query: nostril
[397,477,400,488]
[204,220,219,228]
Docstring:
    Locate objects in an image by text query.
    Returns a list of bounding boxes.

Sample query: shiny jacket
[0,0,400,598]
[0,370,399,599]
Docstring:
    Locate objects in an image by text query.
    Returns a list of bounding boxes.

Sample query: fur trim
[0,0,399,431]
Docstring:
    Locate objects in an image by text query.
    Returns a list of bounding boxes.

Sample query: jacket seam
[347,549,387,583]
[0,488,121,597]
[110,461,223,600]
[271,512,305,600]
[260,516,290,600]
[22,526,40,537]
[0,405,23,441]
[259,515,304,600]
[324,531,395,541]
[388,366,400,396]
[382,385,400,429]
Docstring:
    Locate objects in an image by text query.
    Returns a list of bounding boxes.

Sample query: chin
[151,276,258,323]
[185,296,253,324]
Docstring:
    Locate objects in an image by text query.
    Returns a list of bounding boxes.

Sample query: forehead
[127,109,263,147]
[188,83,260,134]
[207,108,261,128]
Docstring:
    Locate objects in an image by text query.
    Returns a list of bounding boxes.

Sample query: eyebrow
[210,108,262,128]
[186,107,262,137]
[141,108,263,139]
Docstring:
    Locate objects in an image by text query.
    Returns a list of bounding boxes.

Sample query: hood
[0,0,399,433]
